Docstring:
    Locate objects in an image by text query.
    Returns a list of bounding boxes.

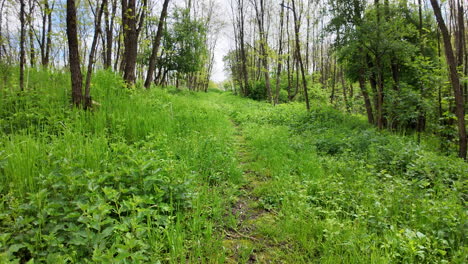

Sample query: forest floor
[0,73,466,263]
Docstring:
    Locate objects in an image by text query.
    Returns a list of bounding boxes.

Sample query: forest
[0,0,467,263]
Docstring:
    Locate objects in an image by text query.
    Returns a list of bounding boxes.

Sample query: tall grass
[0,68,466,262]
[0,69,241,262]
[215,93,467,263]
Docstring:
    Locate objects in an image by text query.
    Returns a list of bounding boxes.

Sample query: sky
[210,0,234,83]
[211,31,232,82]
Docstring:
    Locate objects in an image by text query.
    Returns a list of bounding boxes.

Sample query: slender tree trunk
[66,0,83,107]
[358,68,374,124]
[274,0,285,105]
[455,0,465,68]
[376,59,385,129]
[431,0,467,160]
[416,0,426,139]
[368,58,379,126]
[0,0,5,60]
[20,0,26,91]
[286,9,292,100]
[239,1,249,97]
[28,0,35,67]
[291,0,310,111]
[104,0,116,69]
[44,1,53,66]
[340,68,350,113]
[40,1,47,65]
[144,0,170,88]
[114,27,122,71]
[330,57,336,104]
[84,0,106,109]
[252,0,272,103]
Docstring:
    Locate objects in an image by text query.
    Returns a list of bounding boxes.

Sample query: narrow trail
[222,120,283,263]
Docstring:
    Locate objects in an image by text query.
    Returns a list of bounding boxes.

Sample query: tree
[20,0,26,91]
[430,0,467,159]
[144,0,170,89]
[233,0,250,97]
[66,0,83,106]
[121,0,147,85]
[274,0,285,105]
[157,8,207,88]
[27,0,35,67]
[37,0,54,67]
[251,0,272,103]
[103,0,117,69]
[84,0,107,109]
[282,0,310,110]
[329,0,373,123]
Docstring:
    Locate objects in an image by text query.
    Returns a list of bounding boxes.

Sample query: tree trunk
[274,0,285,105]
[122,0,147,85]
[20,0,26,91]
[66,0,83,107]
[252,0,272,103]
[40,0,47,65]
[44,0,53,66]
[376,59,385,129]
[28,0,35,67]
[340,68,350,113]
[104,0,117,69]
[358,68,374,124]
[144,0,170,88]
[431,0,467,160]
[238,0,249,97]
[0,0,5,60]
[84,0,106,109]
[291,0,310,111]
[330,58,336,104]
[114,28,122,71]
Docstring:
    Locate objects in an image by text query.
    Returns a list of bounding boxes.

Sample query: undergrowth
[0,69,466,263]
[0,70,241,263]
[218,94,467,263]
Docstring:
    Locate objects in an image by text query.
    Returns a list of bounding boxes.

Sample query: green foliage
[331,1,447,134]
[160,8,208,74]
[0,70,240,262]
[218,93,467,263]
[0,69,466,262]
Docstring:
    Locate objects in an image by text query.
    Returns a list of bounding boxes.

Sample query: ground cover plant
[0,69,466,263]
[215,93,467,263]
[0,70,242,263]
[1,0,467,262]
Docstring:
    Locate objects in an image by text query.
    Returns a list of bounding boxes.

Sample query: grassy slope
[0,70,466,263]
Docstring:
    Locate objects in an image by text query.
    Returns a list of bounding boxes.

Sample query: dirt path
[222,121,279,263]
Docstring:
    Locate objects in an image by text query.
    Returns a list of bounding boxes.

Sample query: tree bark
[431,0,467,160]
[66,0,83,106]
[144,0,170,88]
